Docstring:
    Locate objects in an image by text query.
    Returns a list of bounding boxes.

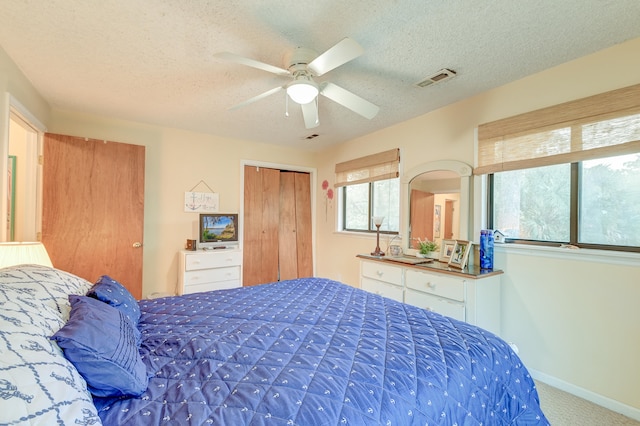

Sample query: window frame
[488,161,640,253]
[339,178,400,235]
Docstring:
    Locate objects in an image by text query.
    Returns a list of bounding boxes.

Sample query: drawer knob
[427,281,436,289]
[376,270,383,277]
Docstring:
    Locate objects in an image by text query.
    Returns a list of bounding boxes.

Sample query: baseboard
[530,369,640,421]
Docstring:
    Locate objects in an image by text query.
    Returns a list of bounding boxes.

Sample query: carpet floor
[535,381,640,425]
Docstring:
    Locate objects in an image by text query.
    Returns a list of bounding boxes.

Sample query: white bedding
[0,265,102,425]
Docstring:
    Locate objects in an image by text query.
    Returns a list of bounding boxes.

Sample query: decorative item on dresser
[358,254,503,335]
[371,216,385,256]
[178,248,242,294]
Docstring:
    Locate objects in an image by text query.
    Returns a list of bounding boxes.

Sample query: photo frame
[439,239,457,262]
[448,240,472,269]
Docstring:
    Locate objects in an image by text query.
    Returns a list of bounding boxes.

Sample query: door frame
[240,159,317,277]
[1,93,46,242]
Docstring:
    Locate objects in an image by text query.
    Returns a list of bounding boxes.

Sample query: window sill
[495,243,640,267]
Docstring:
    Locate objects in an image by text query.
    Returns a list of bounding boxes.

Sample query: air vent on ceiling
[415,68,457,88]
[305,133,320,140]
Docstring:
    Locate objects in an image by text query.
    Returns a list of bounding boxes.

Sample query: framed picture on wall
[439,239,456,262]
[448,240,472,269]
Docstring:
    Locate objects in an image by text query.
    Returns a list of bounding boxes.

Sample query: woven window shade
[335,148,400,187]
[476,84,640,175]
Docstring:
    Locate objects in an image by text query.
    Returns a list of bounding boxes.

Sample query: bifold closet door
[279,172,312,280]
[243,166,280,286]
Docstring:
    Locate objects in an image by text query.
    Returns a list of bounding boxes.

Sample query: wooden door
[279,172,312,280]
[243,166,279,286]
[445,199,455,239]
[42,134,145,299]
[410,189,434,247]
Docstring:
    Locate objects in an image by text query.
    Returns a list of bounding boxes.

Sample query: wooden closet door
[42,133,145,298]
[278,172,312,280]
[243,166,279,286]
[410,189,434,247]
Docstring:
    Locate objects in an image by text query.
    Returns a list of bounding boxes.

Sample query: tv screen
[199,213,239,247]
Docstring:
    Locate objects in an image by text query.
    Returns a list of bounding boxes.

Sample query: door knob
[132,242,142,248]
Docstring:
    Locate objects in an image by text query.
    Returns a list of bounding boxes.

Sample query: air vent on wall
[415,68,457,88]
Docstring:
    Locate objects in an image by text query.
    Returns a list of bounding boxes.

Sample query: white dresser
[178,249,242,295]
[359,255,502,336]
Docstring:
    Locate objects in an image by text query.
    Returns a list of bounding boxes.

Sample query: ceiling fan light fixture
[287,80,319,104]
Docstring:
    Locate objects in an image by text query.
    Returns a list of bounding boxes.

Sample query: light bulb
[286,80,319,104]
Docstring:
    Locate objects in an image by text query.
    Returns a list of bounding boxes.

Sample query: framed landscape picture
[448,240,472,269]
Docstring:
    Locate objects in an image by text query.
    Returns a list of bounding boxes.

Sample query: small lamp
[0,242,53,269]
[371,216,385,257]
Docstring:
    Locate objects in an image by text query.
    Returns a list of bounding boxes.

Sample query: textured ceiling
[1,1,640,151]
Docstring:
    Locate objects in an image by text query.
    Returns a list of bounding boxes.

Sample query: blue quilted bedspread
[94,278,548,425]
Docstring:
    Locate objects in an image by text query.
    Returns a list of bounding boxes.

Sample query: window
[335,149,400,233]
[342,178,400,232]
[490,153,640,249]
[480,84,640,252]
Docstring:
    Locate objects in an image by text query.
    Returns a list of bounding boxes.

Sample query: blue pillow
[51,295,148,397]
[87,275,141,324]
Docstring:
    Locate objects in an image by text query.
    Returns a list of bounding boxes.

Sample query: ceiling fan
[214,38,379,129]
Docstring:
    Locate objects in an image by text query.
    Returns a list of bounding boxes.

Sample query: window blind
[334,148,400,187]
[475,83,640,175]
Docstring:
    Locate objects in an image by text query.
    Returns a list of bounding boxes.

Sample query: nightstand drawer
[184,265,240,286]
[361,277,403,302]
[405,289,465,321]
[361,261,402,285]
[185,251,242,271]
[405,269,465,302]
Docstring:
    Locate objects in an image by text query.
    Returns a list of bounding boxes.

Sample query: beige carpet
[535,381,640,425]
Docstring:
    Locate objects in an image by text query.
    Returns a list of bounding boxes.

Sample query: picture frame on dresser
[448,240,471,269]
[439,239,456,262]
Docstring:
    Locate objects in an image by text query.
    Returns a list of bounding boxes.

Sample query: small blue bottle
[480,230,494,270]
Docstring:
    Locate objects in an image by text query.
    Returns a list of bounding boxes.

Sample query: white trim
[530,369,640,421]
[239,159,317,277]
[494,243,640,267]
[9,95,47,132]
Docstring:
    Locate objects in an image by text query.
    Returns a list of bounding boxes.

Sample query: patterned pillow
[87,275,141,324]
[0,265,101,426]
[52,295,148,397]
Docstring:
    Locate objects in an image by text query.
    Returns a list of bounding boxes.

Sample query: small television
[198,213,239,249]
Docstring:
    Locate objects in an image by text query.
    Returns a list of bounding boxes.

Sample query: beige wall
[2,37,639,417]
[315,37,640,417]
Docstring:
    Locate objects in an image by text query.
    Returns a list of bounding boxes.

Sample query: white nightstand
[178,249,242,295]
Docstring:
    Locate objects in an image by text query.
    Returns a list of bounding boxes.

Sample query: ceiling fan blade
[228,86,284,110]
[307,38,364,77]
[320,82,379,119]
[301,101,319,129]
[214,52,290,76]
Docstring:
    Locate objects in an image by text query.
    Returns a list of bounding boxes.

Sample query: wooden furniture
[178,249,242,295]
[358,254,503,335]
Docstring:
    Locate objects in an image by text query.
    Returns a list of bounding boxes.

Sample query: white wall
[314,37,640,417]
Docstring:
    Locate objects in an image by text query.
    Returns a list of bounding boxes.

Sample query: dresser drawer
[183,279,240,295]
[184,265,240,286]
[405,269,465,302]
[184,251,242,271]
[361,261,403,285]
[361,277,403,302]
[405,289,465,322]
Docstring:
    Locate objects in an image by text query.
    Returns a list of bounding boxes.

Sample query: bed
[0,264,549,425]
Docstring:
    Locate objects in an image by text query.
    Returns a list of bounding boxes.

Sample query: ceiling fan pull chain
[285,92,289,117]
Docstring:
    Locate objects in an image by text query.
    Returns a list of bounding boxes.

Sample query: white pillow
[0,265,103,426]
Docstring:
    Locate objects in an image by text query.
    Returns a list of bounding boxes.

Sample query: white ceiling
[1,1,639,152]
